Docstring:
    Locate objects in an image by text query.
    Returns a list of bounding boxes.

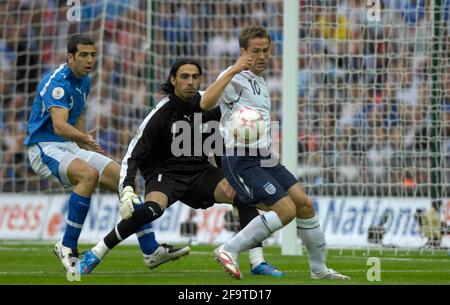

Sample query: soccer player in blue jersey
[24,34,189,273]
[200,25,350,280]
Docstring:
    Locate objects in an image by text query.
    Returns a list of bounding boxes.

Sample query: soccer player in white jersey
[24,34,189,273]
[200,25,350,280]
[76,58,284,277]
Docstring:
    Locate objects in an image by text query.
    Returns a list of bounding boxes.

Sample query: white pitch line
[0,269,448,276]
[335,255,450,262]
[0,246,448,262]
[0,271,48,275]
[0,241,55,245]
[0,247,46,252]
[151,269,450,273]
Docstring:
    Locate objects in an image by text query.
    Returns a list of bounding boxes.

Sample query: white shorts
[27,142,113,188]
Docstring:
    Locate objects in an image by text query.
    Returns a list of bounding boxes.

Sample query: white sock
[297,215,328,274]
[249,247,265,268]
[92,239,110,259]
[224,211,283,255]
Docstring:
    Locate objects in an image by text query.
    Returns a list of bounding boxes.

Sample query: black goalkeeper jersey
[120,92,221,190]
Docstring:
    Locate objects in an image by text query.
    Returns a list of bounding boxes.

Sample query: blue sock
[62,192,91,249]
[134,203,159,255]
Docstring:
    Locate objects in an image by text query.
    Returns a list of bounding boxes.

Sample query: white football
[228,106,265,145]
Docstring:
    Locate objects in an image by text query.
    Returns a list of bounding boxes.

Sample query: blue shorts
[221,154,298,206]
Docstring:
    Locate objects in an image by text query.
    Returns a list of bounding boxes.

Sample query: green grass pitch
[0,242,449,285]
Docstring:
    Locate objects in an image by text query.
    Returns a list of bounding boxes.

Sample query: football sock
[249,247,265,268]
[92,239,110,259]
[136,223,159,255]
[133,202,159,255]
[224,210,283,254]
[104,201,163,249]
[62,192,90,249]
[235,202,264,265]
[297,215,328,274]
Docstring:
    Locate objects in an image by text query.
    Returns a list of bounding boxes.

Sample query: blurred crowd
[295,0,450,196]
[0,0,449,196]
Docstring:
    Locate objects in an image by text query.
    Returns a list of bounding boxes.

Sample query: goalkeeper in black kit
[76,58,284,277]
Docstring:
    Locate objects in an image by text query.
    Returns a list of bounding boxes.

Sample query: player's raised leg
[90,161,190,271]
[220,181,284,277]
[213,157,294,279]
[77,198,165,274]
[98,161,161,258]
[215,196,293,279]
[77,189,190,274]
[235,203,284,277]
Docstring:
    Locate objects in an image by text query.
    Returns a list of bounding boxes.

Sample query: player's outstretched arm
[75,111,87,134]
[200,55,254,111]
[50,107,104,153]
[74,111,103,153]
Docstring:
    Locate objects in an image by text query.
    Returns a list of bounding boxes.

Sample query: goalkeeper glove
[119,186,141,219]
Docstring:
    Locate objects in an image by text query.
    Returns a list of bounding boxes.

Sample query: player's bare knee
[80,166,100,187]
[296,197,315,218]
[301,197,315,212]
[284,201,296,224]
[272,197,296,225]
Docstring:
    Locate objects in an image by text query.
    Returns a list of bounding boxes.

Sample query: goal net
[295,0,449,249]
[0,0,448,249]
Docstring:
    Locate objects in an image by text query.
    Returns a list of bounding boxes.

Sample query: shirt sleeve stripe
[39,63,67,97]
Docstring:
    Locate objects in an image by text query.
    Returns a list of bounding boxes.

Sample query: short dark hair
[158,58,203,95]
[67,34,95,55]
[238,25,271,49]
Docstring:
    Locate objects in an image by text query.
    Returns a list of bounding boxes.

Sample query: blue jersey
[24,63,90,146]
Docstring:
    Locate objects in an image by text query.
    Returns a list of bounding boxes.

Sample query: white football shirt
[218,67,271,149]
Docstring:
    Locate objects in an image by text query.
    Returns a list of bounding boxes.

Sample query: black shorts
[144,165,225,209]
